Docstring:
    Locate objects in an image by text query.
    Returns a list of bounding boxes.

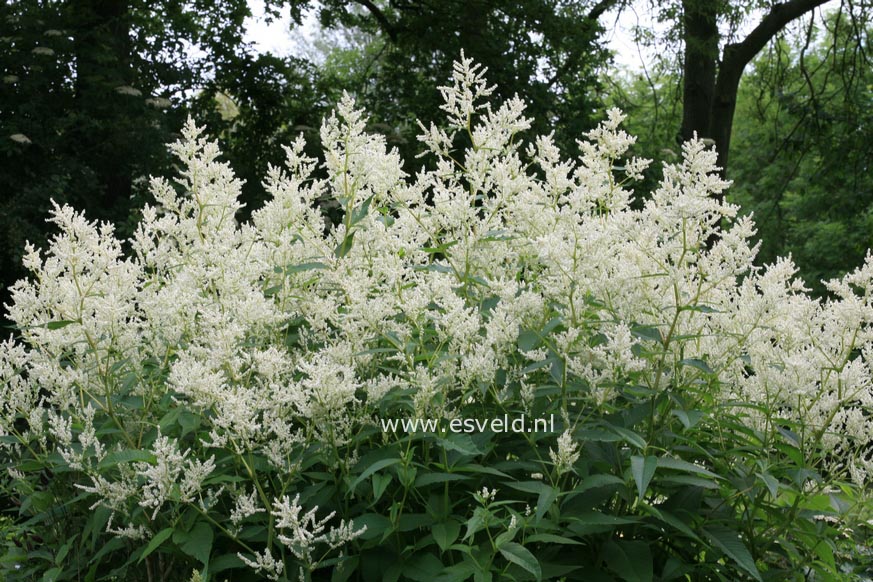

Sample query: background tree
[0,0,310,313]
[5,0,872,306]
[730,10,873,294]
[623,0,871,181]
[609,5,872,294]
[678,0,834,178]
[1,0,624,318]
[310,0,619,157]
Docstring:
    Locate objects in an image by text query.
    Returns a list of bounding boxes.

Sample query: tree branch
[354,0,398,42]
[722,0,831,72]
[546,0,624,87]
[586,0,623,21]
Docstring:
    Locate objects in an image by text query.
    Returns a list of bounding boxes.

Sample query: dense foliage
[0,0,293,308]
[729,13,873,296]
[1,0,617,327]
[605,10,873,297]
[311,0,611,158]
[2,58,872,581]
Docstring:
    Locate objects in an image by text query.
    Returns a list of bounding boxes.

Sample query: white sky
[244,0,308,60]
[243,0,842,76]
[242,0,659,71]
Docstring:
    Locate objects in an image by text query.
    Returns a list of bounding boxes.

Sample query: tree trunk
[709,46,745,178]
[70,0,134,215]
[679,0,720,143]
[679,0,832,180]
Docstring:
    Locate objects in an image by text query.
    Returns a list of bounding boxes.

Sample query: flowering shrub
[2,56,872,581]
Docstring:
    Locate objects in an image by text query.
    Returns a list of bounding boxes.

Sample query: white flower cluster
[236,494,366,580]
[273,494,366,565]
[237,547,284,581]
[2,55,873,575]
[72,430,215,523]
[136,432,216,518]
[550,430,580,476]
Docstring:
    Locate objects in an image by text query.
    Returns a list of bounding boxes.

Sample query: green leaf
[521,357,552,374]
[398,464,418,488]
[454,464,511,478]
[437,562,479,582]
[702,526,762,581]
[350,195,374,226]
[679,304,719,314]
[495,525,519,548]
[549,356,565,384]
[463,507,488,540]
[671,409,705,429]
[348,458,401,492]
[641,506,701,542]
[97,449,156,470]
[609,425,647,449]
[415,262,455,274]
[353,513,393,541]
[331,555,360,582]
[335,233,356,258]
[661,557,692,581]
[755,472,778,499]
[137,528,173,563]
[402,553,444,582]
[525,533,583,545]
[656,457,721,480]
[679,358,713,374]
[631,325,662,343]
[83,506,111,551]
[576,428,623,442]
[414,472,469,487]
[567,512,640,535]
[604,540,653,582]
[178,410,200,436]
[575,474,626,494]
[481,228,515,242]
[631,455,657,500]
[157,407,182,433]
[517,328,542,352]
[86,537,124,569]
[174,521,213,566]
[536,486,558,524]
[499,542,541,581]
[46,319,77,330]
[775,441,804,466]
[432,520,461,552]
[54,541,71,565]
[422,240,458,254]
[657,475,719,489]
[777,426,801,447]
[812,537,836,570]
[436,434,483,456]
[504,480,551,495]
[542,316,564,334]
[211,553,246,573]
[372,473,393,502]
[398,513,433,531]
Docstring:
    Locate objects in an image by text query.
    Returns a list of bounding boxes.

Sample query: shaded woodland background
[2,0,871,315]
